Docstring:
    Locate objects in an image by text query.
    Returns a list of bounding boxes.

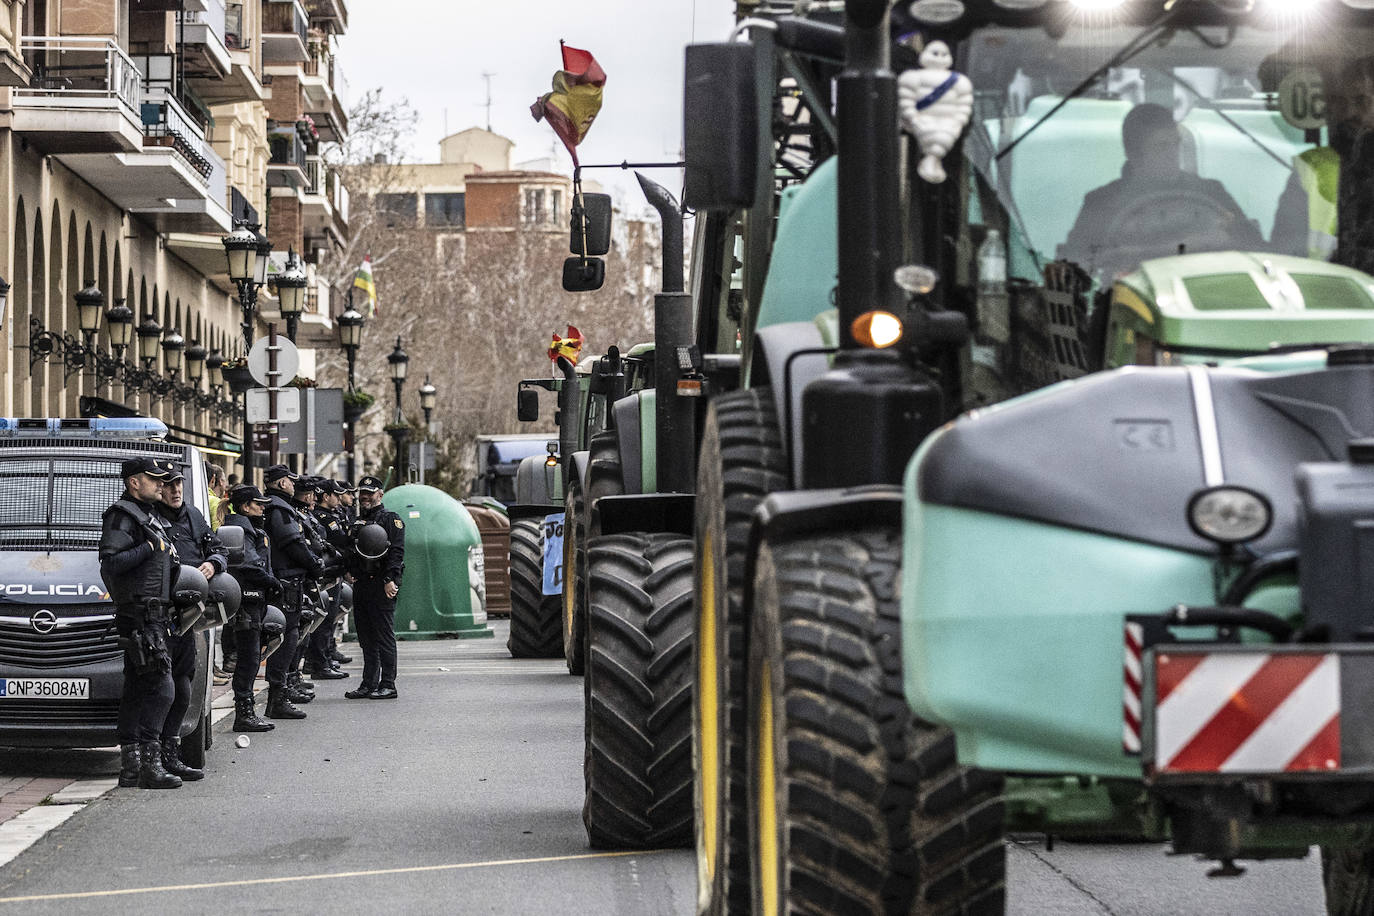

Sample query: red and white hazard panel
[1149,650,1341,774]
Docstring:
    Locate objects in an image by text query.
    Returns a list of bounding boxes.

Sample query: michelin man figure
[898,41,973,184]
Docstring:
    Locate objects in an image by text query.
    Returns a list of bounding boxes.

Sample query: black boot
[266,685,306,719]
[118,743,141,788]
[138,740,182,789]
[232,697,274,732]
[285,672,314,703]
[161,738,204,781]
[330,648,353,665]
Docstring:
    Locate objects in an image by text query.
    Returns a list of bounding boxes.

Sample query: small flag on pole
[530,42,606,167]
[548,325,584,363]
[353,256,377,317]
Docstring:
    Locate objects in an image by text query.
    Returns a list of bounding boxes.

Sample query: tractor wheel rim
[697,529,720,879]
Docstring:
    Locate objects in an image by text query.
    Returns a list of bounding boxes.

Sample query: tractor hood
[918,357,1374,554]
[1114,252,1374,354]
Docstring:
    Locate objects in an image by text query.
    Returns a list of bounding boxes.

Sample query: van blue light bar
[0,418,168,439]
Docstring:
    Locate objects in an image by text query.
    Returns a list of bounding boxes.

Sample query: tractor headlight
[1187,486,1273,545]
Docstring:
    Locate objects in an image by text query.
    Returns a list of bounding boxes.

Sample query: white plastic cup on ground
[235,734,250,748]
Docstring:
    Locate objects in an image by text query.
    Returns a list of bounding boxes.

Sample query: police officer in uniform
[305,480,351,679]
[288,477,340,685]
[222,485,278,732]
[344,476,405,700]
[262,465,323,718]
[153,461,227,780]
[99,457,181,789]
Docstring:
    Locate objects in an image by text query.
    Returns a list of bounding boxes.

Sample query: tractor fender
[611,393,647,495]
[752,320,831,487]
[595,493,695,538]
[742,486,903,617]
[568,450,591,494]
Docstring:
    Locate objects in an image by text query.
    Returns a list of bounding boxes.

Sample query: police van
[0,418,217,766]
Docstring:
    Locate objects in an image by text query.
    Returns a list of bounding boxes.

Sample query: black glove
[266,577,284,602]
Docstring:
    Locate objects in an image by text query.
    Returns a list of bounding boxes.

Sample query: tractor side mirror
[517,388,539,422]
[683,42,759,210]
[562,256,606,292]
[216,525,245,566]
[570,193,612,257]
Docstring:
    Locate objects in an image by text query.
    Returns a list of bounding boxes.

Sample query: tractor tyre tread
[507,518,561,658]
[584,532,695,850]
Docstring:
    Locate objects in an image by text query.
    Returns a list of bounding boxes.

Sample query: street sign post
[246,387,301,423]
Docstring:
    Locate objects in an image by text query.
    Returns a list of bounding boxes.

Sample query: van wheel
[747,526,1005,915]
[508,518,561,658]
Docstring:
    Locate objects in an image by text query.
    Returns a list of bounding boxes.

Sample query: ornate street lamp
[387,337,409,485]
[276,248,308,342]
[419,375,436,429]
[206,349,223,389]
[136,314,162,370]
[338,307,364,390]
[74,283,103,349]
[161,327,185,377]
[185,340,207,385]
[106,300,134,361]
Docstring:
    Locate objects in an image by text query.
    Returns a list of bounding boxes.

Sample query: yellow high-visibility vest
[1296,147,1340,260]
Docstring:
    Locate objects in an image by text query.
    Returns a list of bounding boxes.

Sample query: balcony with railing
[13,37,145,153]
[177,0,231,80]
[262,0,309,63]
[225,1,249,51]
[267,125,309,187]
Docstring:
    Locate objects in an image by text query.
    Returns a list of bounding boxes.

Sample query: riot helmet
[355,523,389,560]
[173,565,210,606]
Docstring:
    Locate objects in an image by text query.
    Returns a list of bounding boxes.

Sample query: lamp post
[74,283,102,352]
[276,248,307,343]
[222,223,260,352]
[104,300,133,393]
[419,375,436,430]
[338,308,364,391]
[387,337,409,486]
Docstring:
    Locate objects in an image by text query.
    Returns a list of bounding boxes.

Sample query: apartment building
[0,0,351,468]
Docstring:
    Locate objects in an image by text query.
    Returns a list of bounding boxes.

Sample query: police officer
[305,479,352,679]
[153,461,227,781]
[344,476,404,700]
[262,465,323,718]
[222,485,278,732]
[99,457,181,789]
[289,477,341,685]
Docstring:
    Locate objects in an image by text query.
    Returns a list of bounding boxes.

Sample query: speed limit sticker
[1279,67,1326,131]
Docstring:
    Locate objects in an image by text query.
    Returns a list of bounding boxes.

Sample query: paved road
[0,621,1328,914]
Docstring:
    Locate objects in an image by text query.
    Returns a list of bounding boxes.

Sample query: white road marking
[0,805,83,869]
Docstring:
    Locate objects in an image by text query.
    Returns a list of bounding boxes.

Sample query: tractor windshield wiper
[995,8,1179,162]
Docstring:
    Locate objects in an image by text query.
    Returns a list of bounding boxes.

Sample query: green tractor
[679,1,1374,914]
[503,349,629,658]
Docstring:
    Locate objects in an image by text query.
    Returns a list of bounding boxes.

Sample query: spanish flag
[530,42,606,167]
[353,256,377,317]
[548,325,584,363]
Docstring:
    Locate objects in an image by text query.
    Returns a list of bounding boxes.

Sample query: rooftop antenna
[480,72,496,131]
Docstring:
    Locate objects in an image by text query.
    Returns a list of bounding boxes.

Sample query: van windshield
[961,19,1374,284]
[0,456,128,550]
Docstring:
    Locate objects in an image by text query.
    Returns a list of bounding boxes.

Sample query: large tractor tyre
[507,518,562,658]
[583,532,695,849]
[561,484,588,674]
[567,429,624,675]
[746,527,1006,916]
[1323,845,1374,915]
[695,388,787,915]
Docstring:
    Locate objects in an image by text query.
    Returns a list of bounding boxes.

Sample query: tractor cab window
[958,17,1374,286]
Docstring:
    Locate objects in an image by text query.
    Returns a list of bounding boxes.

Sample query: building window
[550,190,563,225]
[377,193,417,227]
[523,189,546,224]
[424,192,465,229]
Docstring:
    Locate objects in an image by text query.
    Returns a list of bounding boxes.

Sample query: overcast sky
[336,1,736,204]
